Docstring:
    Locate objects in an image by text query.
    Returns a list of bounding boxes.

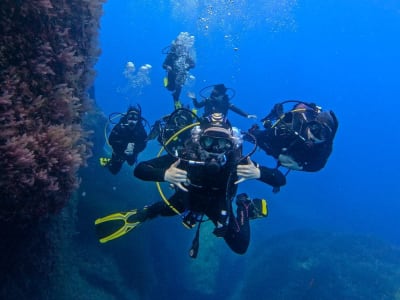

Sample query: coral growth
[0,0,105,223]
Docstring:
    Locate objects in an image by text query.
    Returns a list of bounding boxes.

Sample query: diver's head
[198,125,232,173]
[125,106,141,127]
[170,109,192,128]
[188,113,243,172]
[199,127,234,154]
[306,111,337,143]
[199,113,234,155]
[210,84,227,101]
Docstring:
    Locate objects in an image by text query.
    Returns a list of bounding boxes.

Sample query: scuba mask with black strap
[306,120,332,144]
[199,134,233,154]
[123,111,140,128]
[198,134,233,173]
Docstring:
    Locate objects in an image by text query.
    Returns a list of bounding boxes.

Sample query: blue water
[95,0,400,245]
[91,1,400,297]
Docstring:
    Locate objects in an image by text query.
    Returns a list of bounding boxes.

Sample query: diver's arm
[229,103,252,118]
[299,144,332,172]
[235,157,286,188]
[134,155,176,182]
[133,125,148,153]
[187,91,205,108]
[108,125,127,153]
[235,157,260,183]
[108,125,120,145]
[162,52,175,70]
[188,92,205,108]
[192,97,205,108]
[258,165,286,187]
[302,159,327,172]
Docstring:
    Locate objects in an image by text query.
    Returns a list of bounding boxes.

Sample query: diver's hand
[164,159,189,192]
[187,91,196,100]
[235,157,261,184]
[247,114,257,119]
[278,154,303,171]
[124,143,135,155]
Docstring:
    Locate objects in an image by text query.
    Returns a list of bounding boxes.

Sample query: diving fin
[94,209,146,243]
[99,157,111,167]
[163,77,168,88]
[174,100,182,110]
[250,198,268,219]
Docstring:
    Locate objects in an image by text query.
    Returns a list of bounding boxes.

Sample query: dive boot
[236,193,268,220]
[249,198,268,219]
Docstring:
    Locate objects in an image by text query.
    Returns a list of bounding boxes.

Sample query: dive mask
[126,111,139,126]
[307,121,331,143]
[199,135,233,154]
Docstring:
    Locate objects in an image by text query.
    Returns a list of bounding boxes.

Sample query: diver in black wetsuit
[162,32,196,109]
[132,113,285,255]
[249,101,338,172]
[102,106,148,174]
[188,83,257,119]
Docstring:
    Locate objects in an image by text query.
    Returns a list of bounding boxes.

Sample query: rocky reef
[0,0,104,223]
[0,1,105,298]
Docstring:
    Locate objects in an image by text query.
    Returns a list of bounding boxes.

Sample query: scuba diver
[188,83,257,119]
[248,100,339,172]
[100,105,148,175]
[95,112,286,257]
[147,106,197,153]
[162,32,196,109]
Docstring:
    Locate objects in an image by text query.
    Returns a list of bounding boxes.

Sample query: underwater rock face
[0,0,104,224]
[233,230,400,300]
[0,1,106,299]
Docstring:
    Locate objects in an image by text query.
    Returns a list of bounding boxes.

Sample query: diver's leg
[166,71,176,91]
[141,192,185,220]
[107,154,124,174]
[126,154,137,166]
[172,85,182,102]
[223,196,252,254]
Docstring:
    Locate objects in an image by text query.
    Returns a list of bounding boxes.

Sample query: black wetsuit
[251,106,338,172]
[107,120,148,174]
[252,127,333,172]
[163,48,195,103]
[134,145,285,254]
[193,95,251,118]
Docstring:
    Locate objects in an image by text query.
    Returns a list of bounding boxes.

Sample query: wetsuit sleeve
[192,97,205,108]
[133,124,148,154]
[162,51,175,70]
[108,124,126,154]
[258,165,286,188]
[134,155,176,182]
[300,143,333,172]
[229,103,250,118]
